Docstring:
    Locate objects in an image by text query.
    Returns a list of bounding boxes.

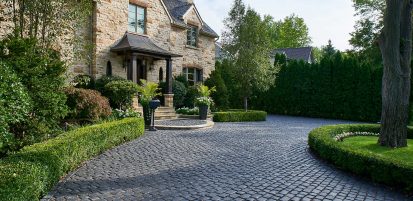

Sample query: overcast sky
[195,0,357,51]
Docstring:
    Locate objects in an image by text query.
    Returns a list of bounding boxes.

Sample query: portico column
[132,54,138,83]
[164,58,174,108]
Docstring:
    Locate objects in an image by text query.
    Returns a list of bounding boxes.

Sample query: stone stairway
[154,107,177,120]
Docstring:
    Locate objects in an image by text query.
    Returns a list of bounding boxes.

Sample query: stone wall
[94,0,216,82]
[0,0,217,83]
[0,1,14,39]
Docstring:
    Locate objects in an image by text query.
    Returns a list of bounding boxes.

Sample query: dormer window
[187,25,198,47]
[128,4,145,34]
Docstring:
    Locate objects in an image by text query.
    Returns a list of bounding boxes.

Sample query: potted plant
[137,80,161,126]
[195,85,216,120]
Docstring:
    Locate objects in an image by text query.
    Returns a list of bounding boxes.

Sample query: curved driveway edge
[44,115,411,201]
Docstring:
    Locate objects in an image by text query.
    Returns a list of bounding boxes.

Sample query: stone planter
[199,105,208,120]
[142,105,152,126]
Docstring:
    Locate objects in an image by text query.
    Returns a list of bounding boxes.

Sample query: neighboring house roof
[272,47,313,63]
[162,0,219,38]
[111,32,182,58]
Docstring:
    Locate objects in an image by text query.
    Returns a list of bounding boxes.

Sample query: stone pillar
[164,94,174,108]
[132,54,138,83]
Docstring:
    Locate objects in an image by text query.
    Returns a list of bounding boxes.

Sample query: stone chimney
[186,0,194,4]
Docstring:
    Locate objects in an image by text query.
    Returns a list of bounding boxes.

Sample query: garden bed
[213,110,267,122]
[0,118,145,201]
[308,124,413,193]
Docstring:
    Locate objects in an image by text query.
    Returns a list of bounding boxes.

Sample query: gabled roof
[272,47,313,62]
[111,32,182,58]
[162,0,219,38]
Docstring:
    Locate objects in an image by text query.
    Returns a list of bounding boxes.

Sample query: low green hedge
[0,118,145,200]
[213,110,267,122]
[309,124,413,192]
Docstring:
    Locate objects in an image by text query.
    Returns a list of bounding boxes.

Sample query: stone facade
[93,0,217,82]
[0,0,217,83]
[0,1,13,38]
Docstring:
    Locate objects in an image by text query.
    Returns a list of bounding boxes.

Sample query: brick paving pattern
[44,115,411,201]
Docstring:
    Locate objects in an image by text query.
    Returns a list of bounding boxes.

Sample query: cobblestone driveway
[45,115,411,201]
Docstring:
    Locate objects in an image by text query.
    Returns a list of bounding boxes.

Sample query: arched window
[106,61,112,76]
[159,67,164,82]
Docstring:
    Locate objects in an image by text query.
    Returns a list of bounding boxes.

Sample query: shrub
[205,68,229,110]
[184,85,199,108]
[251,53,382,122]
[213,110,267,122]
[104,80,139,109]
[0,36,68,147]
[110,108,141,120]
[176,107,199,115]
[0,118,145,200]
[94,75,126,93]
[308,124,413,192]
[0,62,31,155]
[65,87,112,121]
[71,74,95,89]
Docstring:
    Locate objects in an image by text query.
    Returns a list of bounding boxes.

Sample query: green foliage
[223,3,277,110]
[176,107,199,115]
[64,87,112,121]
[251,52,382,122]
[308,124,413,192]
[0,62,32,155]
[270,14,312,48]
[110,108,141,120]
[104,80,139,109]
[0,36,68,147]
[213,110,267,122]
[195,85,215,107]
[205,63,229,110]
[172,81,188,108]
[0,118,145,200]
[174,74,189,87]
[137,80,161,106]
[70,74,95,89]
[184,85,199,108]
[95,75,126,94]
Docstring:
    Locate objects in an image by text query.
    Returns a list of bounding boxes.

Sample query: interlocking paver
[44,115,411,200]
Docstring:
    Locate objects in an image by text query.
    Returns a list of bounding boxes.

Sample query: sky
[195,0,358,51]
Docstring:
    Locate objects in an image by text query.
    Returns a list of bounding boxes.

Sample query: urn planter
[199,105,208,120]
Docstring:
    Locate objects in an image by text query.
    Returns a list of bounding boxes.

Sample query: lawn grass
[342,136,413,166]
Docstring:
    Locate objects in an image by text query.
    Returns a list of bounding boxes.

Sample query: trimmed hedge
[309,124,413,192]
[0,118,145,200]
[213,110,267,122]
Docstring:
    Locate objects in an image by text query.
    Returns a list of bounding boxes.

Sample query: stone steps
[154,107,177,120]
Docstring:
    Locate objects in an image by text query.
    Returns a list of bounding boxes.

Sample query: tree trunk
[378,0,413,148]
[244,96,248,112]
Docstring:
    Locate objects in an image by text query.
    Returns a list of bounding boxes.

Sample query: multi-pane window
[187,25,198,47]
[183,68,202,85]
[128,4,145,34]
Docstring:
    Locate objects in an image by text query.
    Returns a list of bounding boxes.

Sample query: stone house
[0,0,219,108]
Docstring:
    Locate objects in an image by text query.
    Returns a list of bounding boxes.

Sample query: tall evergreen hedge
[251,53,383,122]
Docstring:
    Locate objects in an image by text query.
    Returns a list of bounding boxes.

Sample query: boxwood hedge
[213,110,267,122]
[0,118,145,200]
[308,124,413,192]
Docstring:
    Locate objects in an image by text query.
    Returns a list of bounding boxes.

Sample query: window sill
[185,45,200,50]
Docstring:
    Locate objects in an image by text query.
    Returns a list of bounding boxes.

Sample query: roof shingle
[162,0,219,38]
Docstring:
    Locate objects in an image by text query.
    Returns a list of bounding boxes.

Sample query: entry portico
[111,32,182,107]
